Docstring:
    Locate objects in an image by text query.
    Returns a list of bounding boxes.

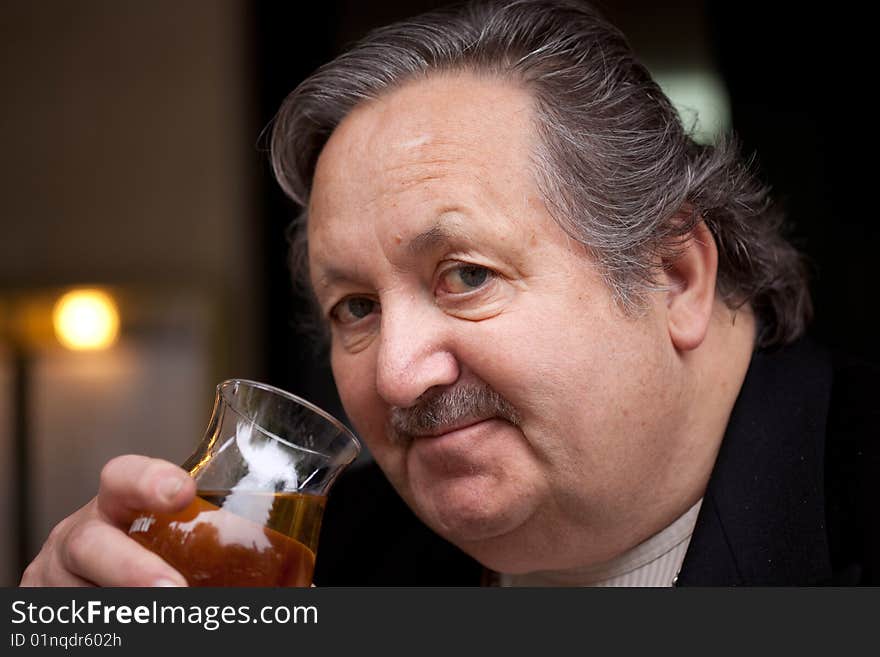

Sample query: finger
[18,509,95,587]
[20,508,100,587]
[96,455,195,525]
[20,559,95,587]
[63,519,188,587]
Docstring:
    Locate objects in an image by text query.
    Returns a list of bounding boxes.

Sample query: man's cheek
[332,356,372,414]
[336,381,388,446]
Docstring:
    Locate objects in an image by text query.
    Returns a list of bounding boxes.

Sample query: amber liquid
[128,490,325,587]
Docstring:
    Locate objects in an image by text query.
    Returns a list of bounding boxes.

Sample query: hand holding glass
[128,380,360,586]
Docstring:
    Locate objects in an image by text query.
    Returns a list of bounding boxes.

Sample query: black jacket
[314,338,879,586]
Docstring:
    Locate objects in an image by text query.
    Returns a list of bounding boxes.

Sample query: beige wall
[1,0,262,583]
[1,0,260,375]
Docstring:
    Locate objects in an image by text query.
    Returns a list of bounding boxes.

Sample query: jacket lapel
[677,338,834,585]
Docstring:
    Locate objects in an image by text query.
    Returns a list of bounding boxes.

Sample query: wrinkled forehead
[319,72,536,168]
[306,73,540,249]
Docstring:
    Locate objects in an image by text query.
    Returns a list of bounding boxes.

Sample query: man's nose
[375,305,459,408]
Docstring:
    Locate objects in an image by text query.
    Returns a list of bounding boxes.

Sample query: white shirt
[498,498,703,587]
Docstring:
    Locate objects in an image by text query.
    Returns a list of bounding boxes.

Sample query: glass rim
[217,378,361,456]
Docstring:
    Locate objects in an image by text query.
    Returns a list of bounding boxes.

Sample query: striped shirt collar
[497,498,703,587]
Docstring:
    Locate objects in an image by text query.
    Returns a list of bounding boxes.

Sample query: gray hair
[270,0,812,347]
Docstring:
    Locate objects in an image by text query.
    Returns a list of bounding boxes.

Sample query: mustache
[388,382,521,445]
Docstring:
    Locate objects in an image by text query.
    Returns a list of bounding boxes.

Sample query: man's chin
[396,419,537,542]
[407,471,535,546]
[411,485,553,574]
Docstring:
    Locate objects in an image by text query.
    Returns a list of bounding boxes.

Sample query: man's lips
[404,417,514,476]
[407,415,497,439]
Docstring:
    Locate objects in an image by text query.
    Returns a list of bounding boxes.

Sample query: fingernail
[153,577,185,587]
[157,476,184,503]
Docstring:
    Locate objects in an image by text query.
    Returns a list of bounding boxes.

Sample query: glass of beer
[128,379,360,587]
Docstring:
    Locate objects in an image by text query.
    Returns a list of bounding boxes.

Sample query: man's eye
[439,264,494,294]
[331,297,378,325]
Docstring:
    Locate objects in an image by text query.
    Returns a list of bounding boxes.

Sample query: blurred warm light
[52,289,120,350]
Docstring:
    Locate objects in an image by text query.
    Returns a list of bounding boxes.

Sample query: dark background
[253,1,877,423]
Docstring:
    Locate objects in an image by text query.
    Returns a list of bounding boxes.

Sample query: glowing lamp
[52,289,120,350]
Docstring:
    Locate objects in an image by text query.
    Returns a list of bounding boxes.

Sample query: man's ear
[663,216,718,352]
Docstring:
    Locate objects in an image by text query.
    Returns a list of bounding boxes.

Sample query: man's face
[307,74,686,572]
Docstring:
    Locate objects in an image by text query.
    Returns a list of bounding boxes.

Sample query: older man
[22,0,876,587]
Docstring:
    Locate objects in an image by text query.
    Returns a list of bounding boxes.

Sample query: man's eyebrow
[407,215,463,255]
[314,266,355,291]
[314,214,465,291]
